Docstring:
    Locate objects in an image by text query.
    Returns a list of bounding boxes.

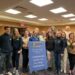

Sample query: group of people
[0,26,75,75]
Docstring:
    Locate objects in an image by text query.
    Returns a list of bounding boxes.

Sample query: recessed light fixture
[38,18,48,21]
[25,14,37,18]
[69,18,75,21]
[50,7,67,14]
[62,13,75,18]
[5,9,21,14]
[30,0,53,7]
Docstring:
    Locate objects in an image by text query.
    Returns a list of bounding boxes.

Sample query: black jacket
[12,37,23,52]
[53,37,64,53]
[46,37,54,52]
[0,33,12,53]
[62,37,67,49]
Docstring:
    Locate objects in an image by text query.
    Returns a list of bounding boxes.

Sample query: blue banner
[28,41,48,72]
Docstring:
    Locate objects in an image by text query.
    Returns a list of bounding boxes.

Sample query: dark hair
[4,26,10,30]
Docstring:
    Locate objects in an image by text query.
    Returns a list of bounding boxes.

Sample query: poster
[28,41,48,72]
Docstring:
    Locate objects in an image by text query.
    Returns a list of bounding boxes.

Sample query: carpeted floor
[21,70,69,75]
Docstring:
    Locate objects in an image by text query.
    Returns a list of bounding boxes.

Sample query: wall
[27,25,75,32]
[0,20,75,35]
[0,26,4,35]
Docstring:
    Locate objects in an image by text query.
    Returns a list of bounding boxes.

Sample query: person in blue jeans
[0,26,13,75]
[53,30,64,75]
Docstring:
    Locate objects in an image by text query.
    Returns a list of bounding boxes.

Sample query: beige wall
[0,20,75,35]
[0,26,4,35]
[27,25,75,32]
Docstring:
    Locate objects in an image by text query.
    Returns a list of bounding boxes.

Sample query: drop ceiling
[0,0,75,26]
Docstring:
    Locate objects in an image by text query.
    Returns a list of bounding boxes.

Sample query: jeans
[54,52,61,73]
[4,53,12,72]
[22,48,29,71]
[12,51,20,70]
[68,53,75,70]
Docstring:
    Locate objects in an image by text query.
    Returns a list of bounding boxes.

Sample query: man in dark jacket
[0,27,12,75]
[53,30,64,75]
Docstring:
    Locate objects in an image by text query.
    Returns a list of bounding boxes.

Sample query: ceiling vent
[14,6,28,13]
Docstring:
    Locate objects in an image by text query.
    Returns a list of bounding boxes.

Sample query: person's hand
[18,49,22,54]
[23,44,27,48]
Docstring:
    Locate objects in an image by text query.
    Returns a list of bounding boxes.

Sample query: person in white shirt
[22,30,30,73]
[65,26,71,40]
[61,26,72,73]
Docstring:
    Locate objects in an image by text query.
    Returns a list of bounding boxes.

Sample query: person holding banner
[29,28,40,41]
[29,27,48,73]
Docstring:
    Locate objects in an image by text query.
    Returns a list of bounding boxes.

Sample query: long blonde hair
[13,28,21,39]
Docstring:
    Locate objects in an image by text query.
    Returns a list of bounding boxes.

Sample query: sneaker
[15,70,19,75]
[61,69,63,73]
[64,70,67,74]
[58,71,61,75]
[13,68,16,74]
[7,72,12,75]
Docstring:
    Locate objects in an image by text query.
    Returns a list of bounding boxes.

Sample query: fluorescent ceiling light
[62,13,75,18]
[25,14,37,18]
[30,0,53,7]
[38,18,48,21]
[5,9,21,14]
[50,7,67,14]
[69,18,75,21]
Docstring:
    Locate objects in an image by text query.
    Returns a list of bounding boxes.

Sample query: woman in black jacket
[53,30,64,75]
[12,28,23,75]
[46,31,54,71]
